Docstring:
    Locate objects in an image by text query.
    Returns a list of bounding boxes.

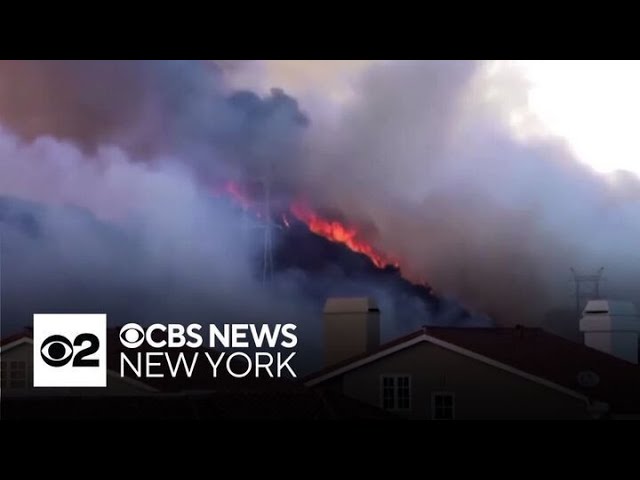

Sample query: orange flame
[290,201,399,269]
[216,181,401,271]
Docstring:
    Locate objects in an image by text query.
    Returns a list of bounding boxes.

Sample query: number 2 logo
[40,333,100,367]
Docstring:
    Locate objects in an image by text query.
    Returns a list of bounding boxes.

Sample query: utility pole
[570,267,604,319]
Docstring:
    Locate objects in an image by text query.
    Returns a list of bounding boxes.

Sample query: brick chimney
[579,299,640,364]
[323,297,380,367]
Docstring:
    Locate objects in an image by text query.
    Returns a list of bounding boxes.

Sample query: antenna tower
[570,267,605,319]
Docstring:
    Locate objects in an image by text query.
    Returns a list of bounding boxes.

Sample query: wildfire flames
[289,201,399,269]
[217,180,400,270]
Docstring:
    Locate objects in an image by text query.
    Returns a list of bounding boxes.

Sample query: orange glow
[217,181,401,271]
[290,201,399,269]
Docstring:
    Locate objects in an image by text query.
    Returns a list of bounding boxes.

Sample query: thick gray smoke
[0,129,326,370]
[1,59,639,345]
[219,60,640,329]
[0,61,325,369]
[290,61,640,328]
[0,126,312,321]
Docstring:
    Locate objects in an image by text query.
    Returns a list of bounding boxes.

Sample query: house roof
[0,329,33,350]
[304,326,640,414]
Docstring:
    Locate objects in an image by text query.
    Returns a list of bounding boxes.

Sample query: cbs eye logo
[33,314,107,388]
[40,333,100,367]
[119,323,145,348]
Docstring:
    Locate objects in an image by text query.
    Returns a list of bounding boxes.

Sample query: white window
[432,392,455,420]
[380,375,411,411]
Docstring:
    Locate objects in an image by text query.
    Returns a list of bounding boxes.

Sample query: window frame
[8,360,28,390]
[431,391,455,420]
[379,374,412,412]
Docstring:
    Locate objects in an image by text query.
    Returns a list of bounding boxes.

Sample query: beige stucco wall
[331,341,590,419]
[1,342,154,396]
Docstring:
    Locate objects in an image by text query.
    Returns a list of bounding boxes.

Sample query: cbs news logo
[33,314,107,387]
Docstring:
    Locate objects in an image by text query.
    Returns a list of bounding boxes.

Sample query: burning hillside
[208,179,470,329]
[289,200,399,270]
[216,180,401,272]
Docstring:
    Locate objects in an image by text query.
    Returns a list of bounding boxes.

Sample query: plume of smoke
[290,60,640,325]
[4,59,639,336]
[0,61,343,373]
[0,125,315,344]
